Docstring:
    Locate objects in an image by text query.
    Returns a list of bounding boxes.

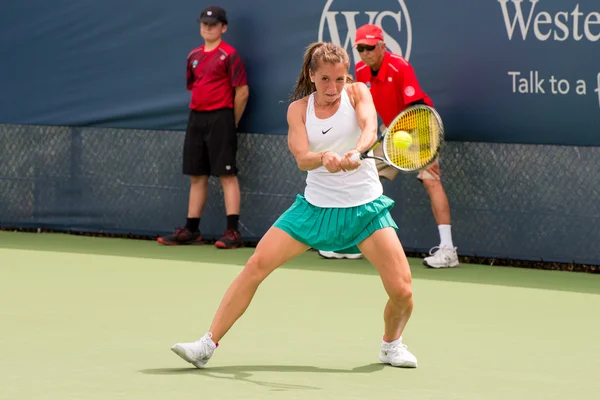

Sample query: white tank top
[304,88,383,208]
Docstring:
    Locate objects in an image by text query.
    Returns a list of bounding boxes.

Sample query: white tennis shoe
[423,245,459,268]
[171,332,216,369]
[379,337,417,368]
[379,337,418,368]
[317,250,363,259]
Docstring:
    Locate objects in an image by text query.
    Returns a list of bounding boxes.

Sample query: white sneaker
[423,245,459,268]
[317,250,363,259]
[171,332,216,368]
[379,337,418,368]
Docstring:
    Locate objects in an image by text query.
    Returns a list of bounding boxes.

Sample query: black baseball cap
[198,6,228,24]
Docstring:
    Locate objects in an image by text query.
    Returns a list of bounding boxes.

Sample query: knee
[241,254,271,283]
[388,277,413,305]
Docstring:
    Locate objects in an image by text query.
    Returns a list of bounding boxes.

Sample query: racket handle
[350,152,362,162]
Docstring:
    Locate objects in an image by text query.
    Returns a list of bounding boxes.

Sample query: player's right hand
[322,152,346,173]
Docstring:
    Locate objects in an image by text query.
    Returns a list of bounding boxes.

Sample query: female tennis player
[171,41,418,369]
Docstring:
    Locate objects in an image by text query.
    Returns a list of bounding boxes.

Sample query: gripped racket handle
[350,152,362,162]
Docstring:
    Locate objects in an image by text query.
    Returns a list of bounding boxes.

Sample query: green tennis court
[1,231,599,399]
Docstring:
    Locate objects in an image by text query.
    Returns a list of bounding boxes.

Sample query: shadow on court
[140,363,387,390]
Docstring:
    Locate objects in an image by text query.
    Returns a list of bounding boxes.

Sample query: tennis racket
[350,104,444,172]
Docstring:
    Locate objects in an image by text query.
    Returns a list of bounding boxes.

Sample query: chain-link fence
[1,123,599,265]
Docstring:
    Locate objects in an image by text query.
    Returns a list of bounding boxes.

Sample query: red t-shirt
[355,51,432,127]
[186,41,247,111]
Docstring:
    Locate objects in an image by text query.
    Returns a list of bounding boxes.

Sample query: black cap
[198,6,228,24]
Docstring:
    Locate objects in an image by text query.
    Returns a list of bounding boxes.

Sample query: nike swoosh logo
[322,127,333,134]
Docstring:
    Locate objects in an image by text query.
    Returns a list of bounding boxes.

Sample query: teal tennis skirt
[273,194,398,254]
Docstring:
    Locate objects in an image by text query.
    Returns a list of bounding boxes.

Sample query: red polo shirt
[186,41,247,111]
[355,51,432,127]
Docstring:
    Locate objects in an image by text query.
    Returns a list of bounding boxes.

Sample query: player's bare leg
[358,227,417,367]
[171,227,309,368]
[209,227,308,341]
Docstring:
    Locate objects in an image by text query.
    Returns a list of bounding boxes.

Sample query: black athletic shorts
[182,108,237,176]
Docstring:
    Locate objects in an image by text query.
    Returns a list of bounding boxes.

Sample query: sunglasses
[356,44,377,52]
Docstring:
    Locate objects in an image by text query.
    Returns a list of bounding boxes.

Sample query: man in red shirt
[158,6,249,249]
[319,24,458,268]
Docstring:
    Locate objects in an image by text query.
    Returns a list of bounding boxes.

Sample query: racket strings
[383,108,441,170]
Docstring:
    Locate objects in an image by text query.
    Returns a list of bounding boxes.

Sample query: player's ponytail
[289,42,352,101]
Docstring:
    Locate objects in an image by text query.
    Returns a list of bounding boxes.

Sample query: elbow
[364,130,377,148]
[296,160,311,171]
[295,156,315,172]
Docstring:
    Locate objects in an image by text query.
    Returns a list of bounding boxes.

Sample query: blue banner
[1,0,599,145]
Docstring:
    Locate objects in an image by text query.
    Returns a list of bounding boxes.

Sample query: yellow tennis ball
[393,131,412,149]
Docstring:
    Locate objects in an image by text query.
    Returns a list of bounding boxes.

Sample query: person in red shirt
[319,24,458,268]
[158,6,249,249]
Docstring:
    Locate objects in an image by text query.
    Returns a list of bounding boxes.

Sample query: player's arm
[287,101,325,171]
[287,101,344,172]
[351,82,378,153]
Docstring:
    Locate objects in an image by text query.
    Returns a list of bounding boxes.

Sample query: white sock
[383,336,402,345]
[438,225,454,248]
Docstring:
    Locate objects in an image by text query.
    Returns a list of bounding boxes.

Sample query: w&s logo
[318,0,413,68]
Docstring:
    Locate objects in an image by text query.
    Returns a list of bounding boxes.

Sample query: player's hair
[289,41,354,101]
